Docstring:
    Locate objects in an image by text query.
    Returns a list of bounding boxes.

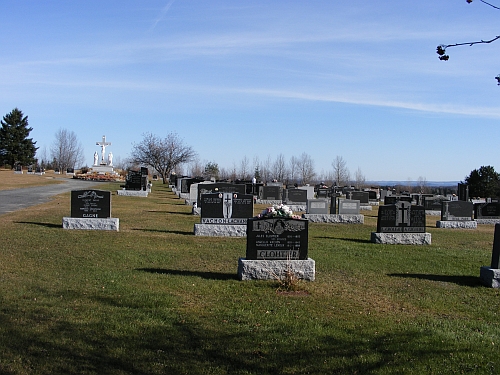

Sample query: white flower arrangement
[257,204,302,220]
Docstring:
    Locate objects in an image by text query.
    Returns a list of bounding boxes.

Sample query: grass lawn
[0,169,68,191]
[0,181,499,374]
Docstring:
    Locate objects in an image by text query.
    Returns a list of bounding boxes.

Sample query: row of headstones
[60,187,499,286]
[14,166,75,174]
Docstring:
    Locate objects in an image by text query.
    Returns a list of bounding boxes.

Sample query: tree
[272,153,288,183]
[332,156,350,186]
[0,108,38,168]
[437,0,500,84]
[354,167,366,189]
[204,161,219,180]
[297,152,316,185]
[130,132,196,184]
[50,128,85,171]
[464,165,500,197]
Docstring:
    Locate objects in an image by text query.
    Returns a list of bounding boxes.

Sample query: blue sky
[1,0,499,181]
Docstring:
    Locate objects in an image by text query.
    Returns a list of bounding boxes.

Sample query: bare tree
[297,152,316,185]
[287,156,299,184]
[417,176,428,194]
[332,156,350,186]
[437,0,500,84]
[260,154,272,183]
[272,153,288,183]
[239,156,250,180]
[354,167,366,189]
[189,157,204,177]
[130,132,196,184]
[50,129,85,171]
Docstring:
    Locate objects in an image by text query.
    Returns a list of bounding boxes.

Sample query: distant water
[366,181,459,187]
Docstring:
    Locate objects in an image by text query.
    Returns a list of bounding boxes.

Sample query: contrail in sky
[150,0,176,31]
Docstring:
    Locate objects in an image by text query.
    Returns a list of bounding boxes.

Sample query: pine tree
[0,108,38,168]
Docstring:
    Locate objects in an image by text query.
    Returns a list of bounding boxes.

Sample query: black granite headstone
[197,183,246,206]
[71,189,111,218]
[474,202,500,219]
[377,201,425,233]
[348,191,369,204]
[200,193,253,224]
[441,201,473,221]
[246,217,308,260]
[286,189,308,203]
[492,224,500,269]
[260,186,283,200]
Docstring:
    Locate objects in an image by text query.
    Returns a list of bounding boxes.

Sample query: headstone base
[255,199,282,205]
[117,189,148,197]
[302,214,364,224]
[476,219,500,225]
[425,210,441,216]
[287,204,306,212]
[238,257,315,281]
[62,217,119,231]
[480,266,500,288]
[192,207,201,215]
[371,232,431,245]
[360,205,373,211]
[436,220,477,229]
[14,171,23,174]
[194,224,246,237]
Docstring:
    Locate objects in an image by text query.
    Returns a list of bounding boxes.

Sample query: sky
[1,0,500,182]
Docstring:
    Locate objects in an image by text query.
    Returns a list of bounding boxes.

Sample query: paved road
[0,178,100,216]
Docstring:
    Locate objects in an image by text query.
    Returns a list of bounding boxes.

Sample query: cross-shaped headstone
[96,135,111,165]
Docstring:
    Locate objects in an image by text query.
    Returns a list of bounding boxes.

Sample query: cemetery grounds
[0,172,499,374]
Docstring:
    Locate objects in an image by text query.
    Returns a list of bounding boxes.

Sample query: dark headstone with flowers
[246,204,308,260]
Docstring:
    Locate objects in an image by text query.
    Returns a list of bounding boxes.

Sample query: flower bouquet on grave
[257,203,302,220]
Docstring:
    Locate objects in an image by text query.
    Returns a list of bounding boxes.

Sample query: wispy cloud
[150,0,176,31]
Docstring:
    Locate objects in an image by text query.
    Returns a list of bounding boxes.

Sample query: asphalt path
[0,178,101,216]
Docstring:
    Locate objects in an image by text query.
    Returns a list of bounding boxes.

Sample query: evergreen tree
[0,108,38,168]
[464,165,500,198]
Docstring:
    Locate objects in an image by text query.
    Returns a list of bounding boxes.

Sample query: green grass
[0,182,499,374]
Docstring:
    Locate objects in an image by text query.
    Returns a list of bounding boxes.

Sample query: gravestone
[480,223,500,288]
[474,202,500,221]
[27,166,34,174]
[372,201,430,244]
[66,168,74,175]
[246,217,309,260]
[317,189,329,199]
[14,165,22,174]
[423,196,447,213]
[200,193,253,224]
[338,199,360,215]
[70,190,111,218]
[194,193,253,236]
[239,215,315,281]
[286,189,308,204]
[54,168,60,174]
[259,186,283,201]
[197,183,246,207]
[376,201,425,233]
[437,201,476,229]
[348,191,369,204]
[441,201,473,221]
[306,199,329,215]
[458,183,469,202]
[63,189,118,231]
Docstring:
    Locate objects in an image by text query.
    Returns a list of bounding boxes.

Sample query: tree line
[2,108,500,198]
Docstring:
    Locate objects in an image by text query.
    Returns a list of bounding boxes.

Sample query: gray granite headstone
[306,199,329,214]
[338,199,360,215]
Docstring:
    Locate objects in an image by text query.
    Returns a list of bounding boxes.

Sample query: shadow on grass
[388,273,482,287]
[315,236,372,244]
[15,221,61,229]
[136,267,238,281]
[131,228,193,235]
[146,210,192,215]
[0,295,477,375]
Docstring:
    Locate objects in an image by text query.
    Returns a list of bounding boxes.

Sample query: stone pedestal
[302,214,364,224]
[62,217,119,231]
[238,257,315,281]
[194,224,246,237]
[480,266,500,288]
[436,220,477,229]
[371,232,431,245]
[476,219,500,225]
[117,189,148,197]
